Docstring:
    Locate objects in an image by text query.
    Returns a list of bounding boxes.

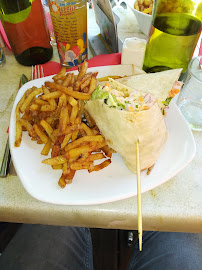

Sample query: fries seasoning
[14,61,113,189]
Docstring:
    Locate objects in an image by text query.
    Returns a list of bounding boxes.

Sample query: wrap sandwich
[109,68,183,110]
[85,69,182,174]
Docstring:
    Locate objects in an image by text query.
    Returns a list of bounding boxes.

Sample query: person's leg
[127,231,202,270]
[0,224,93,270]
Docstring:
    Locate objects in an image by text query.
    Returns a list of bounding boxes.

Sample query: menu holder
[89,0,122,55]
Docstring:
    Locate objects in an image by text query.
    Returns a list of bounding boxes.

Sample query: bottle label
[0,6,31,24]
[49,0,87,67]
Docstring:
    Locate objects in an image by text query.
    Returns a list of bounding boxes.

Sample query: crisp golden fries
[134,0,154,15]
[15,61,113,188]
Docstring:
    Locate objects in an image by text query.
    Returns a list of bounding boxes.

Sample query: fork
[32,65,44,80]
[0,65,44,177]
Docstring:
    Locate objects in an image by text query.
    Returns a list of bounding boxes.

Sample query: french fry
[143,6,152,14]
[51,144,60,158]
[45,82,91,100]
[62,73,72,87]
[52,164,63,170]
[64,170,76,184]
[61,133,72,149]
[80,77,91,91]
[15,120,22,147]
[41,138,52,155]
[40,119,55,142]
[45,116,55,125]
[30,103,40,111]
[53,67,66,81]
[70,161,93,170]
[62,162,69,174]
[20,119,36,138]
[59,106,69,131]
[97,75,123,82]
[35,98,48,105]
[42,91,62,100]
[16,103,23,121]
[78,100,85,118]
[78,152,90,162]
[82,87,89,93]
[71,117,81,142]
[20,88,43,113]
[87,153,105,161]
[56,94,67,118]
[66,96,77,106]
[92,126,100,135]
[16,88,33,119]
[88,159,111,172]
[69,73,75,86]
[80,122,94,135]
[42,155,67,165]
[67,142,97,160]
[93,140,106,150]
[41,98,57,111]
[53,123,80,136]
[58,174,66,188]
[77,61,88,80]
[65,135,104,152]
[88,76,97,94]
[33,124,49,144]
[101,145,114,158]
[42,85,50,94]
[70,104,79,124]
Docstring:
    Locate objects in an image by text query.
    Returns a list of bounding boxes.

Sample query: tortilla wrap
[85,99,168,173]
[109,69,182,107]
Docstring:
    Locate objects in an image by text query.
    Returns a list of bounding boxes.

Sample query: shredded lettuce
[91,85,109,100]
[162,97,172,106]
[91,86,125,109]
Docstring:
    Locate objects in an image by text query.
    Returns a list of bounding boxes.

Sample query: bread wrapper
[85,99,168,173]
[109,68,182,108]
[85,69,184,173]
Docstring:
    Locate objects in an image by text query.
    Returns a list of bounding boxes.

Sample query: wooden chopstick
[136,139,142,251]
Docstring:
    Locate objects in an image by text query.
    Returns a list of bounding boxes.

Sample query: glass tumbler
[48,0,87,68]
[177,56,202,131]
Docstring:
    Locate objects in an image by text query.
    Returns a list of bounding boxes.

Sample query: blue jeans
[0,225,201,270]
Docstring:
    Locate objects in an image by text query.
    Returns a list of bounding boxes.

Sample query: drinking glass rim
[188,55,202,83]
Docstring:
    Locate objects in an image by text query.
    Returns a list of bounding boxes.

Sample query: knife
[0,74,29,177]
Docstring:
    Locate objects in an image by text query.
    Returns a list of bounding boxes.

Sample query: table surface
[0,8,202,233]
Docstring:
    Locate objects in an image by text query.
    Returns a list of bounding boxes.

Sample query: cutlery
[0,74,29,178]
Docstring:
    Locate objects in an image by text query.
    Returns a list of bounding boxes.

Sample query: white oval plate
[9,64,196,205]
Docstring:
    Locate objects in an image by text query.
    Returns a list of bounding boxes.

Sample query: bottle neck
[0,0,32,14]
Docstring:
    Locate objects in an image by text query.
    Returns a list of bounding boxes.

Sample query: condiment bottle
[143,0,202,74]
[0,0,53,66]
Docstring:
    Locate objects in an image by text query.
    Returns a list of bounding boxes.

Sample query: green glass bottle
[0,0,53,66]
[143,0,202,74]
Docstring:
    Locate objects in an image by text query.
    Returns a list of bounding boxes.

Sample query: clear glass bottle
[0,0,53,66]
[143,0,202,74]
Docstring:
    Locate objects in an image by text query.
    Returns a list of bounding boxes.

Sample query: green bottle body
[143,0,202,73]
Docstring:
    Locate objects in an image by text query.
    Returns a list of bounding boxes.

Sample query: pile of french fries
[15,61,114,188]
[134,0,154,15]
